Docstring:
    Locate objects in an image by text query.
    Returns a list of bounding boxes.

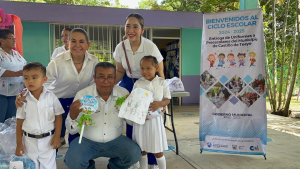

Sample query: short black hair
[94,62,116,76]
[238,53,246,58]
[140,55,158,66]
[62,28,72,32]
[23,62,46,76]
[0,29,14,46]
[218,53,225,57]
[69,28,89,43]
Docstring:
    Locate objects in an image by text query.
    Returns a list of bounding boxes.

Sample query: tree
[138,0,239,13]
[283,0,300,116]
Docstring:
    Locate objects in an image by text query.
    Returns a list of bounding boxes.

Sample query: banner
[199,9,266,155]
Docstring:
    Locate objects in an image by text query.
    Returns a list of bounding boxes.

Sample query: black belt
[24,129,55,139]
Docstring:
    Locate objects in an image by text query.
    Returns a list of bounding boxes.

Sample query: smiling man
[64,62,142,169]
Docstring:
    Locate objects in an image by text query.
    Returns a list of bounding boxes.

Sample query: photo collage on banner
[199,9,267,155]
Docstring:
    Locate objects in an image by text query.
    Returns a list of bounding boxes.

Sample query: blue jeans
[119,75,157,165]
[64,135,142,169]
[58,97,79,143]
[0,95,16,123]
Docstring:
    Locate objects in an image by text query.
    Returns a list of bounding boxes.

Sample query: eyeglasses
[95,76,115,83]
[6,37,16,41]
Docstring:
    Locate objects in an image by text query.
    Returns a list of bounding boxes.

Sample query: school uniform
[51,46,67,59]
[16,86,64,169]
[113,37,164,165]
[0,48,26,122]
[132,76,171,153]
[45,51,99,143]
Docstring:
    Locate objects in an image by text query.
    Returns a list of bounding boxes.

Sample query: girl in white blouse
[113,13,164,168]
[51,28,72,59]
[132,56,171,169]
[0,29,26,123]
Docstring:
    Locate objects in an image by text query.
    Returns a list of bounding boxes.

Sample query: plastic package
[10,155,35,169]
[166,77,185,92]
[0,117,18,169]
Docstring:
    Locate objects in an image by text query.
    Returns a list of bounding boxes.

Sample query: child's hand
[149,101,162,112]
[50,135,61,149]
[15,144,25,156]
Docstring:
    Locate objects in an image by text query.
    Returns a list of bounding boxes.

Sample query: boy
[15,62,64,169]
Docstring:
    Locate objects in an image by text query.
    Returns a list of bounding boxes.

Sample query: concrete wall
[181,28,202,105]
[22,21,50,66]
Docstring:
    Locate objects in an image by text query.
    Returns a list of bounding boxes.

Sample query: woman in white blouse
[16,28,99,145]
[0,29,26,123]
[113,13,165,168]
[51,28,72,59]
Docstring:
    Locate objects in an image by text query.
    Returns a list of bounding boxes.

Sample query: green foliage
[114,95,128,108]
[138,0,239,13]
[76,114,95,132]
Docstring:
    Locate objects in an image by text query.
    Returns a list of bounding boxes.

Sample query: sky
[119,0,163,9]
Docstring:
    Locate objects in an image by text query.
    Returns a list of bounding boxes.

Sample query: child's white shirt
[16,86,64,135]
[133,75,171,102]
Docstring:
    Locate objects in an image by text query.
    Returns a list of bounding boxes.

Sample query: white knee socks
[140,155,148,169]
[156,156,166,169]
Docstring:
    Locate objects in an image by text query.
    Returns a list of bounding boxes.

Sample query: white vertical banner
[199,9,267,155]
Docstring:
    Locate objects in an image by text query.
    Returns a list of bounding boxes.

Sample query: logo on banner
[239,146,245,150]
[207,142,212,148]
[213,144,228,149]
[232,145,237,150]
[250,146,259,151]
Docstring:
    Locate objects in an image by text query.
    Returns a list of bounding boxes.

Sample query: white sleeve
[51,48,59,59]
[113,44,122,63]
[65,91,83,134]
[44,60,57,89]
[16,105,26,119]
[151,44,163,63]
[53,96,65,115]
[88,58,98,86]
[163,80,171,99]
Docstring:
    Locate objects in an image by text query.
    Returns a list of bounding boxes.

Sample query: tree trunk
[272,0,277,112]
[283,19,297,108]
[265,38,274,112]
[278,0,290,110]
[283,0,300,116]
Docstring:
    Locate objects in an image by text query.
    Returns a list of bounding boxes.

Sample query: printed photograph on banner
[205,82,231,108]
[250,74,265,95]
[200,70,217,90]
[237,86,260,107]
[225,75,247,95]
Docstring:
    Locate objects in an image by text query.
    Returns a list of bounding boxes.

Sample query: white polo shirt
[0,48,26,96]
[113,37,163,79]
[45,51,99,99]
[66,84,130,143]
[133,76,171,102]
[16,86,64,135]
[51,46,67,59]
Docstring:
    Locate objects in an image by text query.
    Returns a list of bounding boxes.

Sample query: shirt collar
[140,75,160,82]
[63,51,93,61]
[92,84,119,99]
[24,86,49,99]
[124,36,145,53]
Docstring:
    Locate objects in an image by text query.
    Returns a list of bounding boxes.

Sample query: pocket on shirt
[47,107,55,123]
[154,87,163,100]
[110,111,122,128]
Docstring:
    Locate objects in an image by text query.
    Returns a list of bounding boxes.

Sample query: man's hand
[50,135,61,149]
[149,101,162,112]
[70,99,83,120]
[15,143,25,156]
[15,90,27,108]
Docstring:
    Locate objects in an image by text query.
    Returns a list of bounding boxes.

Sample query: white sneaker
[129,161,140,169]
[149,165,159,169]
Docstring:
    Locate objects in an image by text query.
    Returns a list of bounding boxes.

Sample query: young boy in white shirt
[15,62,64,169]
